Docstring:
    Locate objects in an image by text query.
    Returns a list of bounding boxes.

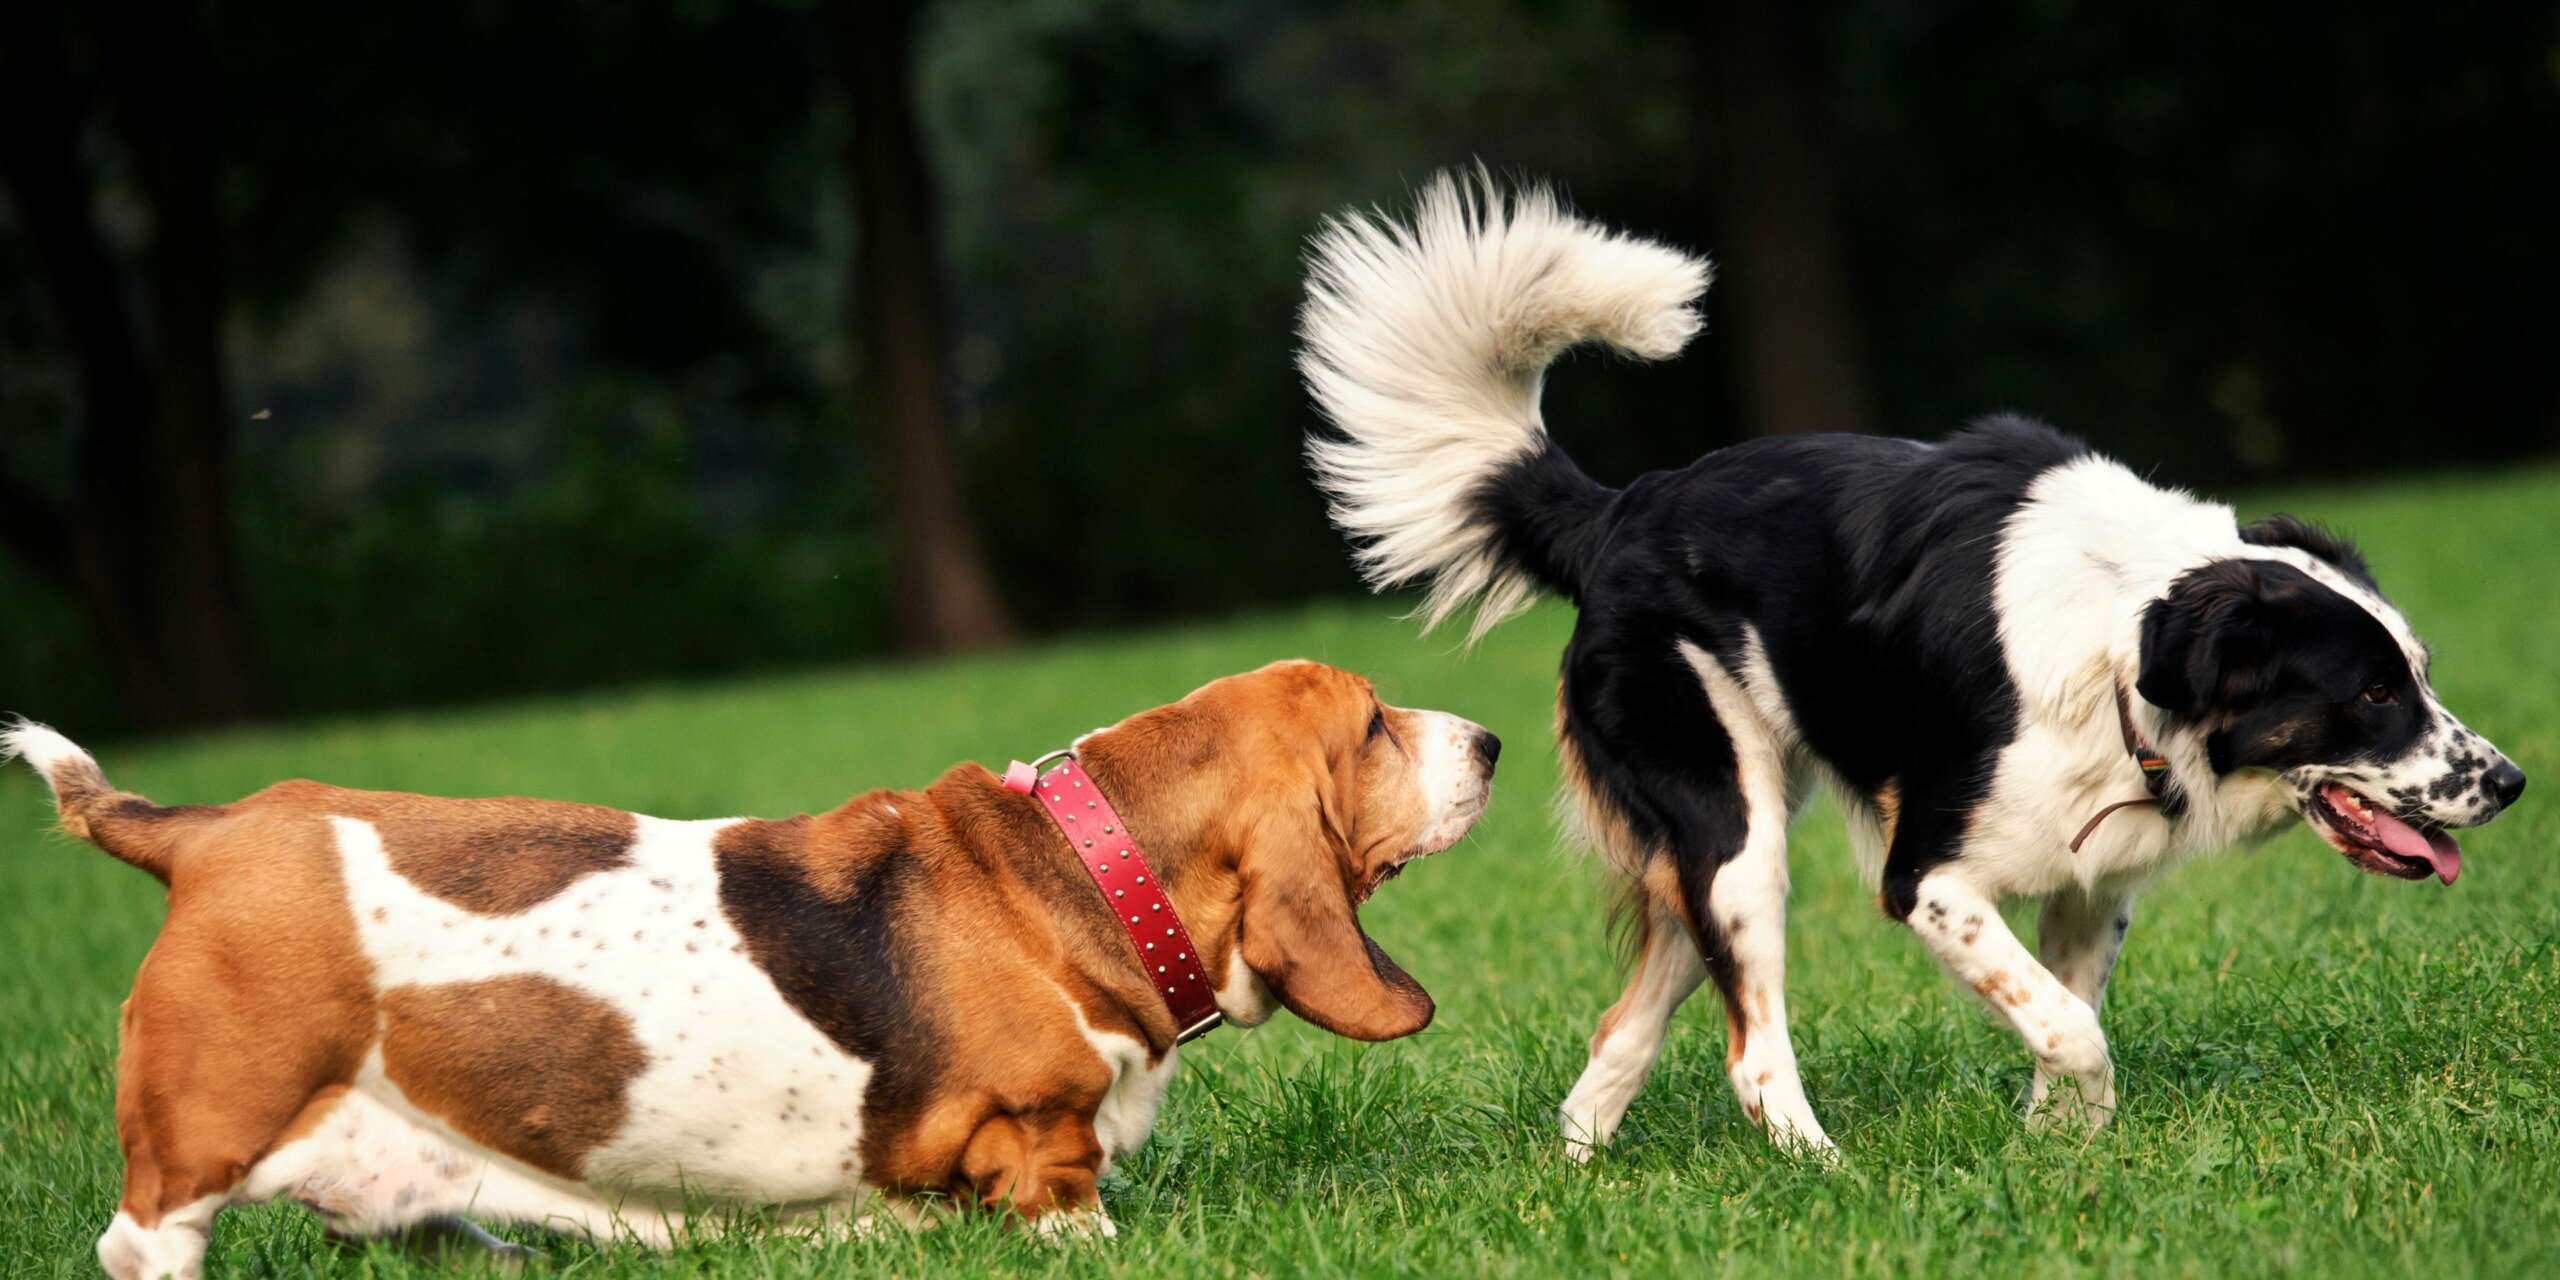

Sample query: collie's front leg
[2028,886,2135,1130]
[1906,872,2115,1132]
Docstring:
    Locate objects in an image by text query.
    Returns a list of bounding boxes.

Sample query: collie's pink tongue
[2371,807,2463,885]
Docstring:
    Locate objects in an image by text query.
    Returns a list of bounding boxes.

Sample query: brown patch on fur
[360,796,636,915]
[1589,908,1682,1058]
[713,809,963,1178]
[1722,983,1775,1072]
[1874,779,1902,849]
[1974,972,2009,1002]
[1960,915,1983,946]
[1556,683,1649,880]
[1586,913,1644,1056]
[77,772,640,915]
[1755,1070,1774,1086]
[379,975,647,1178]
[2046,1033,2063,1051]
[1588,1002,1629,1057]
[1639,858,1691,931]
[1558,681,1673,976]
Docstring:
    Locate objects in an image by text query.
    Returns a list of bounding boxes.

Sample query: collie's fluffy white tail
[1298,169,1711,640]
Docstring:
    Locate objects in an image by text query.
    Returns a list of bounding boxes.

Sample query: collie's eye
[1367,709,1386,739]
[2361,685,2396,705]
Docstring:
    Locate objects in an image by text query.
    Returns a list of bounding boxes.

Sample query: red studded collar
[1004,752,1224,1043]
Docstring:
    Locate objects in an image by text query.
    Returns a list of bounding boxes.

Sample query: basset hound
[6,659,1498,1278]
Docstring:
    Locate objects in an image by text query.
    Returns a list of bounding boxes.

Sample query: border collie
[1297,172,2525,1157]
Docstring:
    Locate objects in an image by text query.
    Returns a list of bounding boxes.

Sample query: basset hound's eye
[2360,684,2396,705]
[1366,708,1387,740]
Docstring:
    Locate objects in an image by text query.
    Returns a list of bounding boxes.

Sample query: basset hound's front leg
[957,1108,1116,1236]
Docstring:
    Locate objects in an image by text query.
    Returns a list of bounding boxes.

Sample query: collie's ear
[1234,799,1433,1042]
[2137,559,2313,715]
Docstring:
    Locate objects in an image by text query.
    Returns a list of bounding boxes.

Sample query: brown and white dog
[6,660,1497,1278]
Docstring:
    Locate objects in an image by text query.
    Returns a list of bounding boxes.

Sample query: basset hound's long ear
[1234,796,1433,1042]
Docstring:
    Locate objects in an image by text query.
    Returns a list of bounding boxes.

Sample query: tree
[0,0,261,727]
[1695,0,1874,437]
[829,0,1014,653]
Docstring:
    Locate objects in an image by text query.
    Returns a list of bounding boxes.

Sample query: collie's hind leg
[1683,643,1831,1157]
[1555,641,1832,1160]
[1704,804,1828,1155]
[1559,899,1706,1160]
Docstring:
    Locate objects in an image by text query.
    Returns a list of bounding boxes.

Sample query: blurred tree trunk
[1696,0,1874,437]
[828,0,1014,653]
[0,0,262,728]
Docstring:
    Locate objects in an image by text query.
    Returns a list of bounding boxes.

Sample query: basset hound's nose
[1473,730,1502,770]
[2485,759,2526,812]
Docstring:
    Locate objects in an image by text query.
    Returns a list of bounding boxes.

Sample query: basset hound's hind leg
[100,942,371,1279]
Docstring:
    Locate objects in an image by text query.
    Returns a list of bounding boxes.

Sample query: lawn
[4,466,2557,1278]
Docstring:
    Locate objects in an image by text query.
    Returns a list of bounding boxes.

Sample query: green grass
[5,466,2558,1278]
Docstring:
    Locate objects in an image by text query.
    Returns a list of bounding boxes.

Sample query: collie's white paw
[2026,1065,2117,1135]
[1033,1207,1118,1241]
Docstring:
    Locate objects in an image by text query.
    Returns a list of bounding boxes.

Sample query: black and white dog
[1298,173,2527,1156]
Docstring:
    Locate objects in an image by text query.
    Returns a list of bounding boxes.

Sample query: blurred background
[2,0,2553,736]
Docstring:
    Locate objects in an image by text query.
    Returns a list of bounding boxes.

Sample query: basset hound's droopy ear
[1234,798,1433,1042]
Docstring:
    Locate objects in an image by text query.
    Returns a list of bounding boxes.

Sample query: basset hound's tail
[1298,166,1711,642]
[3,718,194,883]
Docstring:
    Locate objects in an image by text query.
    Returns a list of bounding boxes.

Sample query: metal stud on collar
[1007,750,1223,1044]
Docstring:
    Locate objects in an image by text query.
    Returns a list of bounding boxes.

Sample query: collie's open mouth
[2308,782,2460,884]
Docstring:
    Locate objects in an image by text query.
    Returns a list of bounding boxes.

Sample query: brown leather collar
[1006,752,1224,1043]
[2069,684,2180,854]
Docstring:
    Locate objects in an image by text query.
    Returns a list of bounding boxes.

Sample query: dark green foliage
[2,1,2553,732]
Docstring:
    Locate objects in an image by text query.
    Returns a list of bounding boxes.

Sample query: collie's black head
[2138,531,2522,886]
